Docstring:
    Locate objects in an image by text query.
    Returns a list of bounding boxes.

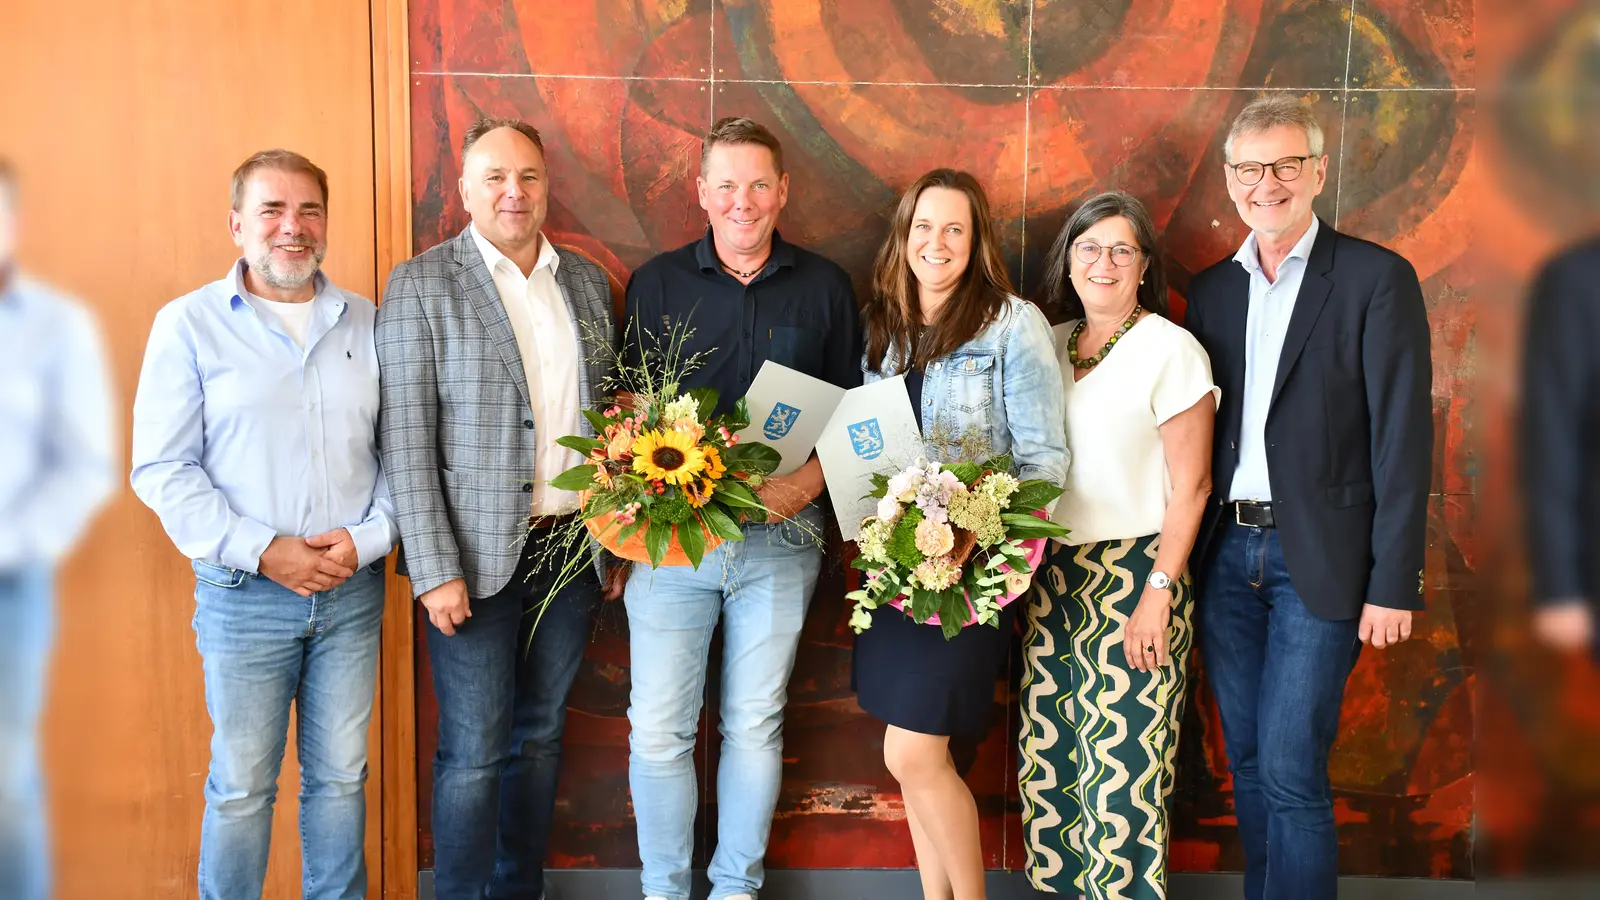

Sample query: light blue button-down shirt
[0,275,118,570]
[1228,216,1320,502]
[131,261,397,572]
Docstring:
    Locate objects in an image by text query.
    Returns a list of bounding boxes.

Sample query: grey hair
[1224,94,1326,162]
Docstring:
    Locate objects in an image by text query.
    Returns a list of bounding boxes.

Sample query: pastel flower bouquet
[847,455,1068,640]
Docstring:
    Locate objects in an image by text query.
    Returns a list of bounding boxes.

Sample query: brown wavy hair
[864,169,1014,374]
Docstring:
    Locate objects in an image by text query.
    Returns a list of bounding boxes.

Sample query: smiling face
[697,142,788,260]
[1067,214,1146,320]
[1225,124,1327,241]
[229,167,328,293]
[458,126,548,255]
[905,186,973,304]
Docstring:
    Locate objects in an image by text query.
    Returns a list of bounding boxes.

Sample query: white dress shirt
[469,225,583,515]
[1228,217,1320,502]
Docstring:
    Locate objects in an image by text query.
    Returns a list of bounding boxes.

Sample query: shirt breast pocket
[769,325,824,375]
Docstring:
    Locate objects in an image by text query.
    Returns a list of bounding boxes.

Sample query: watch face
[1149,572,1171,589]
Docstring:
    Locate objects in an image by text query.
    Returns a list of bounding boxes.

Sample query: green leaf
[723,442,782,477]
[910,587,939,623]
[1008,481,1064,514]
[557,435,604,455]
[945,462,982,485]
[617,518,647,543]
[582,491,621,519]
[937,590,967,640]
[869,472,890,498]
[550,465,600,492]
[1001,512,1070,539]
[645,520,672,568]
[678,517,706,569]
[726,396,752,433]
[699,504,745,542]
[581,408,612,435]
[688,386,720,422]
[982,453,1014,475]
[714,480,764,510]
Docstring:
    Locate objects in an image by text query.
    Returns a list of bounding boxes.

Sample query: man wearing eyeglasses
[1183,95,1433,900]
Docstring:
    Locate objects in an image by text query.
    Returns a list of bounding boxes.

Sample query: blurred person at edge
[130,150,398,900]
[0,158,118,900]
[1521,239,1600,660]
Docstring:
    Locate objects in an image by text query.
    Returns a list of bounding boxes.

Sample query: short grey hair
[1224,94,1326,163]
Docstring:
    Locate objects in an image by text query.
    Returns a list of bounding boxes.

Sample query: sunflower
[702,444,727,481]
[684,476,717,508]
[631,428,706,485]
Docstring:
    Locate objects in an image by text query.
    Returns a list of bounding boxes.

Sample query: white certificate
[815,376,924,540]
[739,361,849,476]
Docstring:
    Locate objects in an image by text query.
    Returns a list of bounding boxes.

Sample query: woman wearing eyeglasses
[1016,191,1218,898]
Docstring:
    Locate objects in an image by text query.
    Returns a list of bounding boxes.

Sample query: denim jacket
[863,296,1069,487]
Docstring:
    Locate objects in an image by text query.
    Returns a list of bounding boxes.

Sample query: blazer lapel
[453,228,532,411]
[1267,219,1336,411]
[1214,264,1251,402]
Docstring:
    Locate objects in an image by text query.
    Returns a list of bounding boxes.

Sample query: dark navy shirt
[623,229,863,415]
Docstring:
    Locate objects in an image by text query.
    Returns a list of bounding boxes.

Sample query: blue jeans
[0,565,53,900]
[625,508,824,900]
[192,558,386,900]
[1197,522,1362,900]
[427,529,601,900]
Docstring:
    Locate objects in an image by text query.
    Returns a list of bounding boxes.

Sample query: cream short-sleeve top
[1049,314,1220,546]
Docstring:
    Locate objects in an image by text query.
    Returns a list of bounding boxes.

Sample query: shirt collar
[1234,216,1320,276]
[694,227,796,275]
[225,257,338,312]
[471,223,559,278]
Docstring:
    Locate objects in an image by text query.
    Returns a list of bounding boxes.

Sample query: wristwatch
[1147,571,1172,591]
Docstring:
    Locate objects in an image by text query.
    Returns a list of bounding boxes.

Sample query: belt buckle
[1234,501,1256,527]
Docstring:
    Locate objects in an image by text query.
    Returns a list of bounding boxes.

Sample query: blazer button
[1230,441,1237,450]
[524,419,535,429]
[522,483,533,492]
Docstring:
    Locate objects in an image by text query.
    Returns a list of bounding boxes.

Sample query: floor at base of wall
[418,869,1492,900]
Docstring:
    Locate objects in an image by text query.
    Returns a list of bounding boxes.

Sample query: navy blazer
[1520,239,1600,625]
[1185,218,1433,621]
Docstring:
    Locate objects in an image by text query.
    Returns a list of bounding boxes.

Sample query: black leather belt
[528,512,580,530]
[1231,501,1276,528]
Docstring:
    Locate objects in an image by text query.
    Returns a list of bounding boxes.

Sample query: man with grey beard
[131,150,397,900]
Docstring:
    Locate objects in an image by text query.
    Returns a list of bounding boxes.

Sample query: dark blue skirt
[851,601,1017,744]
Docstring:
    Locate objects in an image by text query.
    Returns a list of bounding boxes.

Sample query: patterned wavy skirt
[1017,534,1195,899]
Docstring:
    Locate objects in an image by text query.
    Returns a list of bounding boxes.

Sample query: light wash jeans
[625,507,824,900]
[0,564,52,900]
[191,558,385,900]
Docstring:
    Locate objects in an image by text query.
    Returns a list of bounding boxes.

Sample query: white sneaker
[722,895,755,900]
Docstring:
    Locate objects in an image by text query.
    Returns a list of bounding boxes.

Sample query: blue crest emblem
[763,402,802,440]
[848,419,885,460]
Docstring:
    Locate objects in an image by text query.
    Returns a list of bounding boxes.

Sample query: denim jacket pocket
[192,559,248,589]
[947,352,997,414]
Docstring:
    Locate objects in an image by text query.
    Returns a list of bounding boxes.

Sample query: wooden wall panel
[0,2,381,897]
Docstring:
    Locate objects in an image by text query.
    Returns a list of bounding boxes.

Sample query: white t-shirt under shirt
[1049,313,1220,546]
[249,294,318,349]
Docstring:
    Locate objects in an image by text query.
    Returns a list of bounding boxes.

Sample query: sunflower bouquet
[548,385,781,569]
[847,455,1068,639]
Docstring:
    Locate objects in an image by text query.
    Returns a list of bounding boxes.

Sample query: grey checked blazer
[376,226,616,600]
